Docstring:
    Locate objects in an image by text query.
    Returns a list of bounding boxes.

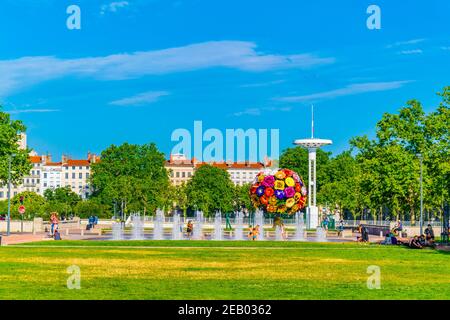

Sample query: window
[44,173,47,179]
[182,172,186,178]
[72,173,75,179]
[79,173,82,179]
[44,183,47,187]
[37,170,40,175]
[72,166,75,170]
[79,166,82,170]
[0,192,3,198]
[176,172,180,178]
[65,173,68,179]
[86,173,90,179]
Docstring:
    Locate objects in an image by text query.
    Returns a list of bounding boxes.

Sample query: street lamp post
[417,154,424,235]
[6,155,12,236]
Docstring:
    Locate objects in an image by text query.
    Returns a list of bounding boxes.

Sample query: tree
[0,109,32,185]
[11,191,47,220]
[90,143,170,216]
[74,200,109,218]
[234,183,253,212]
[44,186,81,216]
[186,164,235,216]
[349,89,450,222]
[318,151,366,220]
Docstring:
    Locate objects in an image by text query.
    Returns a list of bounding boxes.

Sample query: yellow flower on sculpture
[294,192,302,201]
[286,198,295,208]
[274,180,285,190]
[274,170,286,180]
[277,205,287,213]
[269,196,277,205]
[258,174,265,182]
[285,177,295,187]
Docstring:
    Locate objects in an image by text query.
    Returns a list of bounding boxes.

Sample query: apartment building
[61,153,99,199]
[164,154,270,186]
[40,158,62,194]
[165,154,196,186]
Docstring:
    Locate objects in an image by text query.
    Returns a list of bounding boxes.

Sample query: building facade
[164,154,270,186]
[165,154,196,186]
[0,134,98,201]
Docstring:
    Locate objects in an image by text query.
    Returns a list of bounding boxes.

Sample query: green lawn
[0,240,449,300]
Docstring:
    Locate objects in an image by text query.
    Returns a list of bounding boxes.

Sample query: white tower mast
[294,106,332,229]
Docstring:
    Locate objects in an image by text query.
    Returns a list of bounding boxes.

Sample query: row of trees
[89,147,251,217]
[0,187,109,219]
[279,88,450,221]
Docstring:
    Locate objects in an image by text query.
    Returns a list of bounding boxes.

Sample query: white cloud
[398,49,423,55]
[275,81,413,103]
[387,38,425,48]
[101,1,129,15]
[6,109,60,114]
[233,106,292,117]
[240,79,286,88]
[110,91,170,106]
[0,41,334,97]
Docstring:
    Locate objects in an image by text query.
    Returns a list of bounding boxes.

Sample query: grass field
[0,240,449,300]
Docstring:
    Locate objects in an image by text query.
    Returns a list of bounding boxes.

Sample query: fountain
[315,226,327,242]
[293,211,306,241]
[153,209,165,240]
[112,221,124,240]
[213,211,223,240]
[192,211,204,240]
[131,213,144,240]
[172,213,183,240]
[234,211,244,240]
[254,209,265,240]
[275,225,283,241]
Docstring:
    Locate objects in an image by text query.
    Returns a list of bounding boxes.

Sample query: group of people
[248,225,261,241]
[356,224,369,242]
[87,215,99,230]
[407,224,436,249]
[380,223,436,249]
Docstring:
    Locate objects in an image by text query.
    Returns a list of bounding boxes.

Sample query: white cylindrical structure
[294,138,332,229]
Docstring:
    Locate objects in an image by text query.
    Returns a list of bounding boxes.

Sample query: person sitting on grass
[408,236,423,249]
[419,235,427,246]
[380,233,392,245]
[425,224,435,243]
[390,232,399,245]
[54,229,62,240]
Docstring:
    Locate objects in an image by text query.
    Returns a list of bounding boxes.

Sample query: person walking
[338,220,344,237]
[50,212,59,237]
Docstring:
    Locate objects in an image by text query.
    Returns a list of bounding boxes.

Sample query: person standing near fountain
[186,220,193,239]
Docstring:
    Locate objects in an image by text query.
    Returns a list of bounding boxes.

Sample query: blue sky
[1,0,449,161]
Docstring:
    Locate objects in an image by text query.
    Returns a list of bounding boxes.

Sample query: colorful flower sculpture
[249,169,307,214]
